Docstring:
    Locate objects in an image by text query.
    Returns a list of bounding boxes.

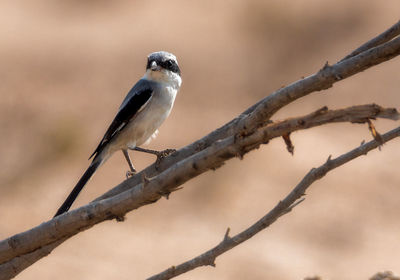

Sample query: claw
[158,148,176,158]
[126,170,136,178]
[155,149,176,168]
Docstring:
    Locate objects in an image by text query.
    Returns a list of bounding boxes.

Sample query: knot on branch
[8,236,20,250]
[318,61,343,88]
[207,258,216,267]
[104,211,126,222]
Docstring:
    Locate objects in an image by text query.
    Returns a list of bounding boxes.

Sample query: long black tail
[54,160,101,217]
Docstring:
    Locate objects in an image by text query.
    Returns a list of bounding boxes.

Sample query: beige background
[1,1,400,279]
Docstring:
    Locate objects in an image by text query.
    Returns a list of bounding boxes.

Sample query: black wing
[89,80,153,160]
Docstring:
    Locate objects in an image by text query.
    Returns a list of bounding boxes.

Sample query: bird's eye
[166,60,173,67]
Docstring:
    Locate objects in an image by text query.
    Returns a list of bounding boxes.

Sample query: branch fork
[1,20,400,280]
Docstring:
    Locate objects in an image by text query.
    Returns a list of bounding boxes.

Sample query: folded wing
[89,79,154,160]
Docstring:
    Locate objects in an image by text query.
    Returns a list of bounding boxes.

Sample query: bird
[54,51,182,217]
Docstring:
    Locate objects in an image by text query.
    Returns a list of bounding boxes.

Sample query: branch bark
[147,125,400,280]
[340,20,400,61]
[0,104,398,279]
[1,21,400,279]
[95,24,400,202]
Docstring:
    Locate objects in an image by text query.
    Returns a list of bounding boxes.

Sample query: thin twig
[340,21,400,62]
[147,126,400,280]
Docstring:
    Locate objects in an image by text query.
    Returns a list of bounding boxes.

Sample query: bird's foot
[126,170,136,179]
[157,149,176,158]
[155,149,176,167]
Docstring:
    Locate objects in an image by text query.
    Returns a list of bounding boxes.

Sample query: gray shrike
[54,51,182,217]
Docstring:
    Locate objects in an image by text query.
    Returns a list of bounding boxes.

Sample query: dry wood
[95,29,400,203]
[1,21,400,280]
[147,126,400,280]
[341,21,400,61]
[0,104,398,279]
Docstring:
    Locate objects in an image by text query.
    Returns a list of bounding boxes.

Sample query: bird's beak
[150,61,158,71]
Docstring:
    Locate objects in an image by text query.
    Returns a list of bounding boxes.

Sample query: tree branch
[340,21,400,61]
[95,25,400,203]
[0,104,398,279]
[147,125,400,280]
[1,21,400,279]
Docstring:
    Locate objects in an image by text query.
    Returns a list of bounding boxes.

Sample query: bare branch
[1,20,400,278]
[96,29,400,203]
[147,126,400,280]
[341,21,400,61]
[0,104,398,279]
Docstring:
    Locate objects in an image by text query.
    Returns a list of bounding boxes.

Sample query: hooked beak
[150,61,158,71]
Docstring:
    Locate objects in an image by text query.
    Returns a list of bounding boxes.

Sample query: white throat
[144,69,182,90]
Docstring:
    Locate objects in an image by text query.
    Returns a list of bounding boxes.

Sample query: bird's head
[144,51,181,88]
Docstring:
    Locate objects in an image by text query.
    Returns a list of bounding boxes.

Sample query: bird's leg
[133,146,176,157]
[133,146,176,167]
[122,149,136,178]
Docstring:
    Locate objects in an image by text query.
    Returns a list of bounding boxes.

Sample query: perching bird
[54,51,182,217]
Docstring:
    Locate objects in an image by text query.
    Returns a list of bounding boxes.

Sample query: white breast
[108,72,181,153]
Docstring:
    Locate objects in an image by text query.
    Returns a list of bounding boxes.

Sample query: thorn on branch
[105,211,126,222]
[115,215,126,222]
[322,61,331,70]
[171,186,184,194]
[278,198,305,218]
[210,161,225,171]
[158,185,183,200]
[325,155,332,165]
[223,227,231,241]
[208,259,216,267]
[141,173,150,187]
[282,133,294,155]
[158,190,171,200]
[236,146,247,160]
[289,198,305,211]
[164,265,176,276]
[367,119,384,147]
[318,62,334,89]
[314,106,329,115]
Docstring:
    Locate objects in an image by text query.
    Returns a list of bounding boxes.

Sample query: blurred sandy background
[1,1,400,279]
